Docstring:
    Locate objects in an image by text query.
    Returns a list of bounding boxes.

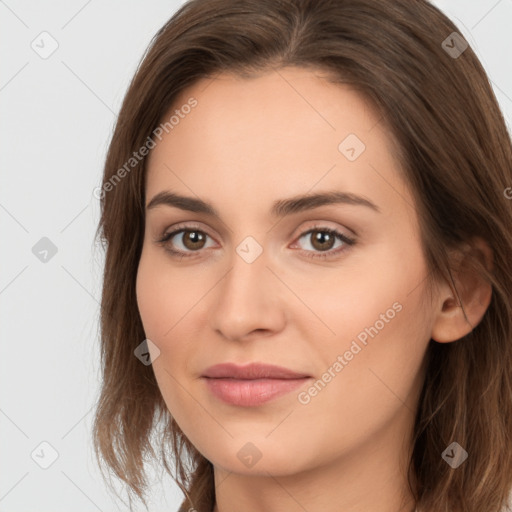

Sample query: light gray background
[1,1,511,511]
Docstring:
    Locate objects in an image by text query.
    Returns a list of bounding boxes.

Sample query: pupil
[186,231,204,249]
[313,230,334,251]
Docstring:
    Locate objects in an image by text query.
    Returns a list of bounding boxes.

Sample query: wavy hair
[92,1,512,511]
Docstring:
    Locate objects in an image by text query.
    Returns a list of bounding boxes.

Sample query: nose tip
[208,257,286,342]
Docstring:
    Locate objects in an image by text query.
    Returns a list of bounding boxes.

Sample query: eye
[292,226,356,260]
[155,223,356,260]
[156,224,216,258]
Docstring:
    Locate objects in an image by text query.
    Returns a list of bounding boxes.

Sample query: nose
[208,246,287,342]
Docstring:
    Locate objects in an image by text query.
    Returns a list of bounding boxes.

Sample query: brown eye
[180,230,207,250]
[309,230,336,251]
[294,226,356,260]
[158,226,215,256]
[157,224,355,261]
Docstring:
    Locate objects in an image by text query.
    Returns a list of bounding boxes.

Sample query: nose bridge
[209,239,285,340]
[221,231,271,297]
[228,243,269,297]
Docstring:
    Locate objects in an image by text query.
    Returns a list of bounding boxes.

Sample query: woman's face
[136,67,436,477]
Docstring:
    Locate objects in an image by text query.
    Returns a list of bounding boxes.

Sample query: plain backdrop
[1,1,511,511]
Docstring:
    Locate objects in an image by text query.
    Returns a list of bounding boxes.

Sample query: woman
[92,1,512,511]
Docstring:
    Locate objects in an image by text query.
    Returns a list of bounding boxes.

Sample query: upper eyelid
[161,222,217,242]
[161,220,352,235]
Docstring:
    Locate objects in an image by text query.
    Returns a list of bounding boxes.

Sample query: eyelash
[155,223,356,261]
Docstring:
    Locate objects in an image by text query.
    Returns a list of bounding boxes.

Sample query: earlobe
[430,237,493,344]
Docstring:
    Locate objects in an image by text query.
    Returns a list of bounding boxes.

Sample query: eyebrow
[146,190,380,217]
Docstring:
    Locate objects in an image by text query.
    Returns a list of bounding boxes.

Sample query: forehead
[145,67,411,216]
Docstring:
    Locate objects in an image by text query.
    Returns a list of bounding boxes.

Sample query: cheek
[136,248,196,340]
[293,249,425,346]
[305,239,431,385]
[291,278,430,466]
[307,251,431,416]
[135,250,206,411]
[136,255,166,339]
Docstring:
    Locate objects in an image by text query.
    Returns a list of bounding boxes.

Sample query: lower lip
[202,377,311,407]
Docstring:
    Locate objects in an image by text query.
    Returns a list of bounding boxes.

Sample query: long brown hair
[92,1,512,511]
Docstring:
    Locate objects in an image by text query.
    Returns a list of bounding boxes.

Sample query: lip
[201,362,310,380]
[201,363,312,407]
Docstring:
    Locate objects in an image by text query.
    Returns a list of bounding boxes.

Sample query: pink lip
[201,363,312,407]
[202,362,310,379]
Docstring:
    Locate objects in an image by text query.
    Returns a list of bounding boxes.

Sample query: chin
[202,438,313,477]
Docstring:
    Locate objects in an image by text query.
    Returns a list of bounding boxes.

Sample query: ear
[431,237,493,343]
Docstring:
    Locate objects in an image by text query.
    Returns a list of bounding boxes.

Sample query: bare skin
[136,67,492,512]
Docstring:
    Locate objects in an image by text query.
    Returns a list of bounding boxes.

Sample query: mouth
[201,362,312,407]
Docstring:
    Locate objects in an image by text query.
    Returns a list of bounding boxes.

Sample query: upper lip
[201,362,310,380]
